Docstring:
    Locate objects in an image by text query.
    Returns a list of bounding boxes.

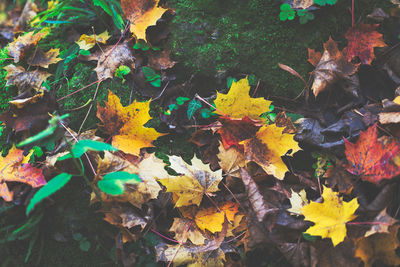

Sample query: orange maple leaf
[0,147,46,201]
[97,90,165,155]
[345,23,386,64]
[344,123,400,183]
[121,0,168,42]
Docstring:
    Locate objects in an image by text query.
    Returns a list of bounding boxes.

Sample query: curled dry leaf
[241,123,301,180]
[121,0,168,42]
[214,77,272,120]
[75,30,110,50]
[301,186,359,246]
[345,23,387,64]
[309,37,358,96]
[27,48,62,68]
[355,225,400,267]
[344,123,400,183]
[0,147,46,201]
[364,208,397,237]
[8,30,48,63]
[169,218,206,245]
[158,156,223,207]
[4,64,51,93]
[97,90,165,155]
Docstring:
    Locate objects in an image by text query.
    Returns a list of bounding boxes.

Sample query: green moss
[56,62,132,131]
[168,0,393,97]
[0,47,14,112]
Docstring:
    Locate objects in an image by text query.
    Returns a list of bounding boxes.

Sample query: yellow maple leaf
[240,123,301,179]
[97,90,165,155]
[214,77,272,120]
[158,156,223,207]
[121,0,168,42]
[301,186,359,246]
[194,202,239,234]
[76,30,110,50]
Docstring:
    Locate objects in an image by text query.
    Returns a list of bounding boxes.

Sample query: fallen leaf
[104,204,148,229]
[324,162,354,194]
[308,48,322,67]
[287,189,308,216]
[14,0,38,32]
[301,186,359,246]
[217,116,260,149]
[0,147,46,201]
[291,0,314,9]
[4,64,51,93]
[92,151,166,208]
[214,77,272,120]
[97,90,165,155]
[355,225,400,267]
[75,30,110,50]
[344,123,400,183]
[91,41,135,80]
[194,202,239,233]
[241,123,301,180]
[310,37,358,96]
[158,156,223,207]
[27,48,62,68]
[345,23,387,64]
[121,0,168,42]
[169,218,206,245]
[148,50,176,70]
[364,208,397,237]
[217,142,245,179]
[8,30,48,63]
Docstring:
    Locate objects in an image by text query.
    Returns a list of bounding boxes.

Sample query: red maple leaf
[344,124,400,183]
[345,23,386,64]
[217,116,260,150]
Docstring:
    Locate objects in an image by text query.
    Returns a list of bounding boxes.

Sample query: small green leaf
[32,146,43,158]
[187,99,201,119]
[59,140,117,160]
[115,65,131,79]
[98,171,141,195]
[302,232,317,242]
[168,104,178,111]
[79,240,91,252]
[73,233,83,241]
[176,97,190,105]
[26,173,72,215]
[79,49,90,56]
[150,78,161,87]
[200,108,212,118]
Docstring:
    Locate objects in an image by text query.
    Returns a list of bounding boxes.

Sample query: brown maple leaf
[28,48,62,68]
[4,64,51,93]
[345,23,387,64]
[8,30,48,63]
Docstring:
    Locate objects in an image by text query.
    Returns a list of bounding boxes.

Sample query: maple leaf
[355,225,400,267]
[8,29,48,63]
[27,48,62,68]
[217,116,260,149]
[194,202,239,233]
[364,208,397,237]
[14,0,38,32]
[75,30,110,50]
[240,123,301,180]
[214,77,272,120]
[121,0,168,42]
[344,123,400,183]
[4,64,51,93]
[158,156,223,207]
[169,218,206,245]
[345,23,386,64]
[301,186,359,246]
[97,90,165,155]
[309,37,358,96]
[0,147,46,201]
[287,189,308,216]
[217,142,245,179]
[92,151,166,208]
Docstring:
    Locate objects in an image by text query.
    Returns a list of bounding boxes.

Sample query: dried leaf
[214,77,272,120]
[121,0,168,42]
[217,142,245,179]
[169,218,206,245]
[194,202,239,233]
[158,156,223,207]
[8,30,47,63]
[287,189,308,216]
[14,0,38,32]
[291,0,314,9]
[301,186,359,246]
[4,64,51,93]
[148,50,176,70]
[345,23,387,64]
[0,147,46,201]
[355,225,400,267]
[217,116,260,149]
[344,123,400,183]
[27,48,62,68]
[364,208,397,237]
[76,30,110,50]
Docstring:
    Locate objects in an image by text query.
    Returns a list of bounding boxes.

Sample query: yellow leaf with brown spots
[28,48,62,68]
[8,29,48,63]
[194,202,239,234]
[76,30,110,50]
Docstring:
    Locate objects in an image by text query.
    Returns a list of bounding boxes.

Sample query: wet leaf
[27,48,62,68]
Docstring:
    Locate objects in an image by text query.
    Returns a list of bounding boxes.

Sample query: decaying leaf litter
[1,0,400,266]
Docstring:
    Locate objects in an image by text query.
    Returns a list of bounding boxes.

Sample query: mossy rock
[167,0,394,98]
